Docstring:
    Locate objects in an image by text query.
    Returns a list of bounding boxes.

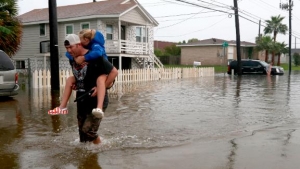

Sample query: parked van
[0,50,19,97]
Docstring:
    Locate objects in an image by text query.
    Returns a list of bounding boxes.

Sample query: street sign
[222,41,228,48]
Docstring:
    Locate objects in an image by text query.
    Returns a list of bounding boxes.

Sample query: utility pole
[258,19,261,39]
[49,0,60,90]
[280,0,293,75]
[233,0,242,75]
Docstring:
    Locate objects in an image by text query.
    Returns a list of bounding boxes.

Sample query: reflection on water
[1,72,300,168]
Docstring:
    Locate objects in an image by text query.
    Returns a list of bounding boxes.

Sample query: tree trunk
[272,52,275,64]
[277,53,281,66]
[265,50,268,62]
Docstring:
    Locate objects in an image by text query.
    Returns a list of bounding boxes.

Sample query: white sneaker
[92,108,104,118]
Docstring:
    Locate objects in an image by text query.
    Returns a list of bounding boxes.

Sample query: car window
[0,51,14,71]
[258,60,268,67]
[252,61,261,67]
[242,61,251,66]
[230,61,237,67]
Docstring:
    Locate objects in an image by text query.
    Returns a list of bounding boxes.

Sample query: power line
[196,0,231,9]
[154,11,216,18]
[172,0,234,15]
[155,16,228,37]
[157,13,226,22]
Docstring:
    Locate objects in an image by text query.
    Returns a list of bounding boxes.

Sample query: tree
[273,42,287,65]
[264,15,288,64]
[293,53,300,66]
[0,0,23,57]
[154,48,163,57]
[255,35,272,62]
[164,44,181,56]
[187,38,199,43]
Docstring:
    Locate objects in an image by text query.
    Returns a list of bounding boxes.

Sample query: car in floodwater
[227,59,284,75]
[0,50,19,97]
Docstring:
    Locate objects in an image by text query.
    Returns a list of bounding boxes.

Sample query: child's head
[79,29,96,46]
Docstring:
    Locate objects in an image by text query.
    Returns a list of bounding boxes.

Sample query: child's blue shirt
[65,31,108,61]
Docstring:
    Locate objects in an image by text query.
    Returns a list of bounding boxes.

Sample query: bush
[293,53,300,66]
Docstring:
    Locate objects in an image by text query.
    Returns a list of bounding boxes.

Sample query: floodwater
[1,72,300,169]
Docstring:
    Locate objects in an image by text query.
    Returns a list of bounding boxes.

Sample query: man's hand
[74,55,85,65]
[91,86,97,97]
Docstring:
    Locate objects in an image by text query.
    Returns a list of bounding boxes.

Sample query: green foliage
[255,35,272,52]
[187,38,199,43]
[154,48,164,57]
[182,40,186,44]
[264,15,288,42]
[164,44,181,56]
[293,53,300,66]
[0,0,23,56]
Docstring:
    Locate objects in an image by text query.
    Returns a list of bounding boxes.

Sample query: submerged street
[1,72,300,169]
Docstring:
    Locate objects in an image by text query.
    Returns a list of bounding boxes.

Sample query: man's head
[64,34,85,58]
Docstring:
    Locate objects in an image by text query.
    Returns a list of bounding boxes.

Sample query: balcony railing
[105,40,149,55]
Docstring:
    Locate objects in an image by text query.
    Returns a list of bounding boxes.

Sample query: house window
[142,28,148,42]
[136,27,142,42]
[15,60,25,69]
[65,24,74,36]
[106,25,113,40]
[39,24,46,36]
[81,23,90,29]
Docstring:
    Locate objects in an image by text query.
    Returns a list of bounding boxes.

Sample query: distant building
[154,41,177,50]
[291,49,300,55]
[177,38,262,66]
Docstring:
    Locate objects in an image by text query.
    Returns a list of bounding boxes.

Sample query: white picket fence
[32,67,214,88]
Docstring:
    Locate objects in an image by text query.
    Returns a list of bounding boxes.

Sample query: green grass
[163,64,227,73]
[280,63,300,71]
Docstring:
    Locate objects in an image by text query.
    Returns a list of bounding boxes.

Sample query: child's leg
[92,75,107,118]
[60,76,76,108]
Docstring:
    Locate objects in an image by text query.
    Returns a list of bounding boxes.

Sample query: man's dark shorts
[76,90,109,142]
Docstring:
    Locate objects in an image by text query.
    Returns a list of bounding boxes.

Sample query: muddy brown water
[1,72,300,169]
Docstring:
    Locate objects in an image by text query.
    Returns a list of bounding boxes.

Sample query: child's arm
[84,44,105,61]
[65,52,73,60]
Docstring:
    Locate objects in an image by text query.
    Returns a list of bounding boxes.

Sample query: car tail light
[227,65,231,73]
[15,73,18,84]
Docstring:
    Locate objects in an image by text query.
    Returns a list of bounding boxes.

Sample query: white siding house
[15,0,162,72]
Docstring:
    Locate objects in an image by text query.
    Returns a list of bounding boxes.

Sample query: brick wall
[181,46,260,66]
[181,46,227,66]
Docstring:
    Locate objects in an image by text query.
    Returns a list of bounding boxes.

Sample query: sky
[17,0,300,47]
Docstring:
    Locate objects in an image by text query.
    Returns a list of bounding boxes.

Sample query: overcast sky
[17,0,300,47]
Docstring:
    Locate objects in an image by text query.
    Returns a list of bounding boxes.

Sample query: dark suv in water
[227,59,284,75]
[0,50,19,97]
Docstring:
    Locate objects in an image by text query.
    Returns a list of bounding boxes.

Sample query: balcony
[105,40,149,55]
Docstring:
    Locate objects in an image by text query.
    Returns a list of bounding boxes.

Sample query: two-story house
[15,0,163,72]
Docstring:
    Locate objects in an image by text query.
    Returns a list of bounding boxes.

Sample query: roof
[18,0,158,25]
[177,38,256,47]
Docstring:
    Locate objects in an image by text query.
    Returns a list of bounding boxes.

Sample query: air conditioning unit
[40,41,50,53]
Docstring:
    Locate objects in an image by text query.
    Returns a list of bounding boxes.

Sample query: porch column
[119,55,122,70]
[118,20,121,53]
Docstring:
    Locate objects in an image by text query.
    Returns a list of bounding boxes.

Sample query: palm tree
[264,15,288,65]
[0,0,23,57]
[275,42,288,65]
[255,35,272,62]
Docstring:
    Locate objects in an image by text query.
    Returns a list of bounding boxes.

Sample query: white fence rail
[32,67,214,88]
